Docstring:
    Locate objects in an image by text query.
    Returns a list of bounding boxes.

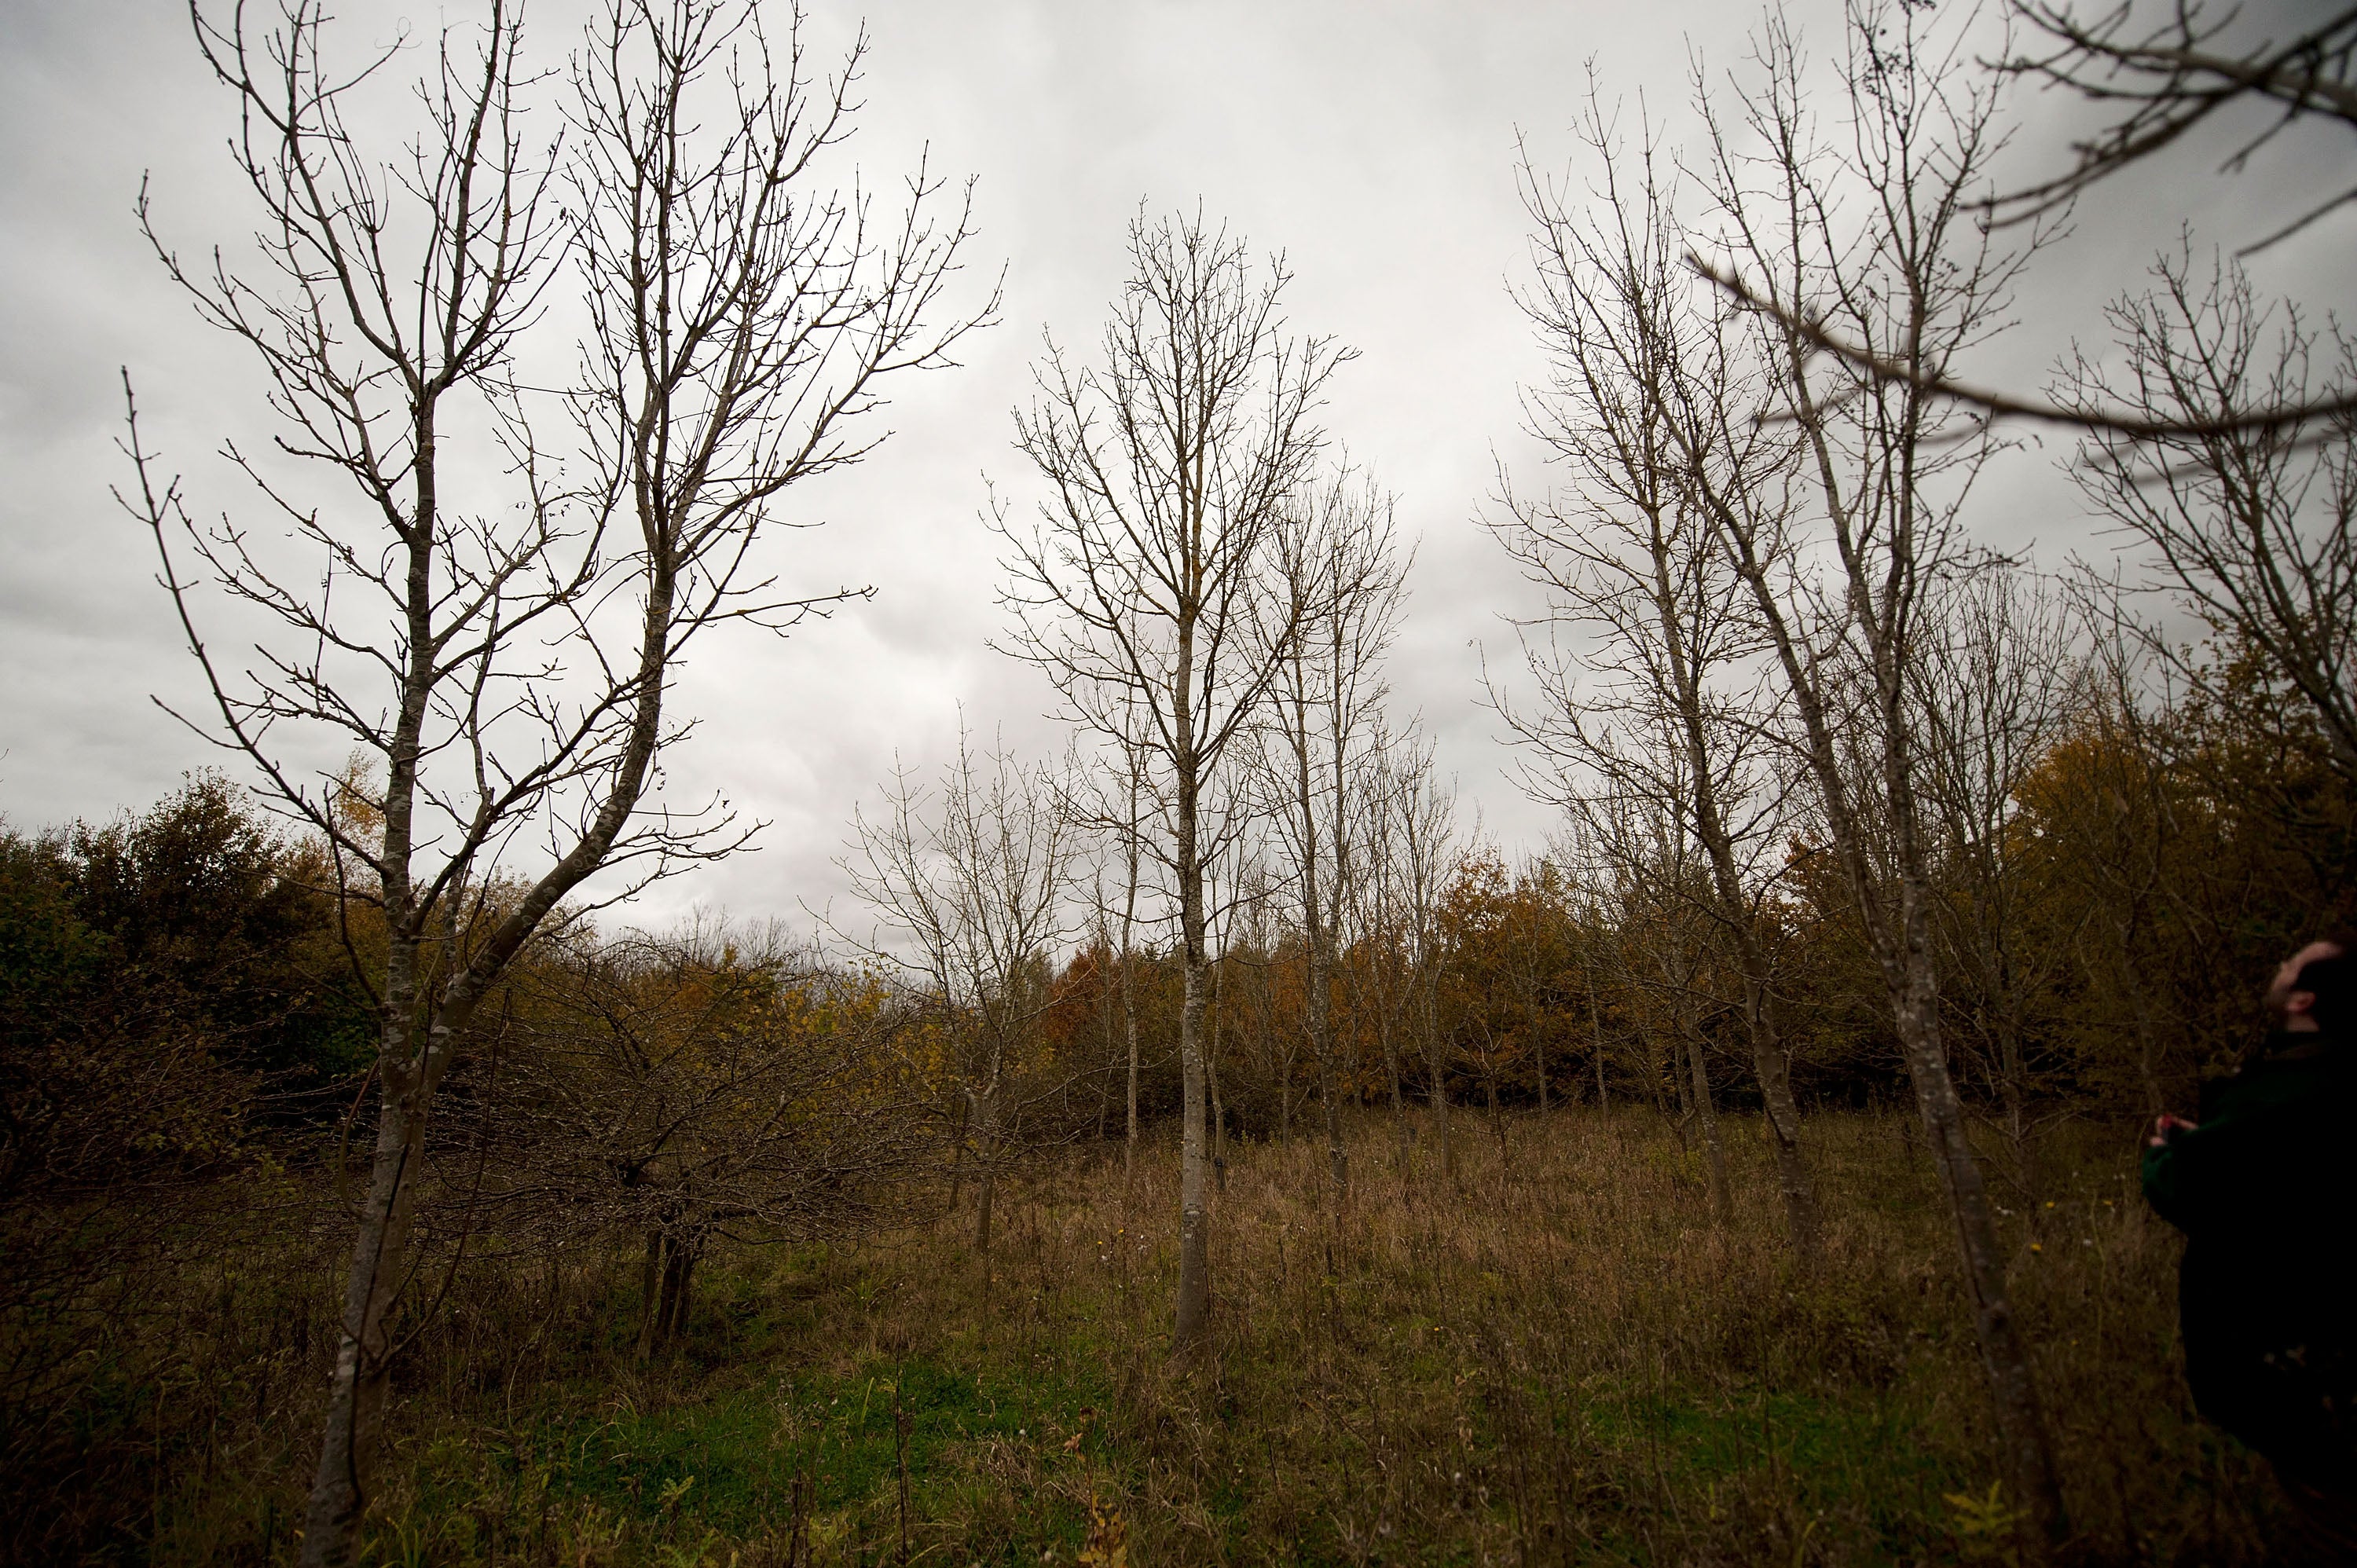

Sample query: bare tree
[1913,563,2083,1181]
[1505,102,1820,1255]
[1684,4,2068,1547]
[995,211,1346,1356]
[839,731,1078,1267]
[1585,793,1736,1216]
[2000,1,2357,251]
[1691,2,2357,436]
[120,3,987,1558]
[1375,731,1461,1188]
[2058,250,2357,786]
[1262,467,1408,1196]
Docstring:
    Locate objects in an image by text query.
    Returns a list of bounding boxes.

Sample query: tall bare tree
[1694,2,2357,436]
[2000,0,2357,253]
[1263,467,1407,1195]
[1505,103,1820,1255]
[1685,4,2068,1547]
[995,211,1345,1356]
[122,3,987,1558]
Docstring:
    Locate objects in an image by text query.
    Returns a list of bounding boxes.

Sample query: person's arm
[2142,1115,2201,1229]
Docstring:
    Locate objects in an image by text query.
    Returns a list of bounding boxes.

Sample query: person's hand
[2149,1113,2198,1149]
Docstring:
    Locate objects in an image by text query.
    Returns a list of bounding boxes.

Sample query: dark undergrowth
[3,1108,2289,1565]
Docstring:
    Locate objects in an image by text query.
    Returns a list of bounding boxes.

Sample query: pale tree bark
[1681,5,2066,1549]
[1120,716,1149,1188]
[1361,727,1416,1171]
[1508,4,2064,1546]
[129,5,985,1561]
[995,212,1346,1357]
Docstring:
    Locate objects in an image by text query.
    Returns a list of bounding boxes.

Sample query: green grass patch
[365,1347,1121,1566]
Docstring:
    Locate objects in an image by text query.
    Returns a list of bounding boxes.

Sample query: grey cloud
[4,0,2350,931]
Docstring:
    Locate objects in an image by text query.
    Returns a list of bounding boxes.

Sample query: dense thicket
[0,785,934,1555]
[1012,645,2356,1151]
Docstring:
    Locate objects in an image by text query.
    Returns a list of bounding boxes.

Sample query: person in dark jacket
[2146,931,2357,1558]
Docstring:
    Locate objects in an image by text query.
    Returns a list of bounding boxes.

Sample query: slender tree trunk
[1296,738,1347,1197]
[1172,724,1212,1357]
[1122,963,1140,1186]
[1209,959,1229,1192]
[304,1015,434,1566]
[1307,931,1340,1181]
[1743,976,1820,1257]
[1651,510,1821,1255]
[1469,1017,1507,1161]
[1121,803,1142,1189]
[636,1228,664,1360]
[1174,937,1211,1355]
[1589,969,1608,1110]
[1096,929,1116,1144]
[1661,1020,1687,1130]
[1890,890,2061,1548]
[660,1234,698,1343]
[1684,1023,1729,1222]
[975,1090,998,1257]
[1380,994,1408,1171]
[977,1160,997,1259]
[1705,467,2066,1555]
[1484,1050,1506,1160]
[1423,994,1455,1187]
[1320,1042,1347,1196]
[947,1087,970,1211]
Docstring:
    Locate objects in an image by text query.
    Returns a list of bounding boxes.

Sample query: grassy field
[63,1107,2289,1565]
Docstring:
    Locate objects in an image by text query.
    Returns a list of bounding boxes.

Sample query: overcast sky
[3,0,2349,938]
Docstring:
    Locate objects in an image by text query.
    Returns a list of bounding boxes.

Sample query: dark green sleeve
[2143,1136,2193,1231]
[2140,1083,2312,1234]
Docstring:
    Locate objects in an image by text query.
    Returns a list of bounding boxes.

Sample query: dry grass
[29,1107,2289,1565]
[838,1107,2275,1565]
